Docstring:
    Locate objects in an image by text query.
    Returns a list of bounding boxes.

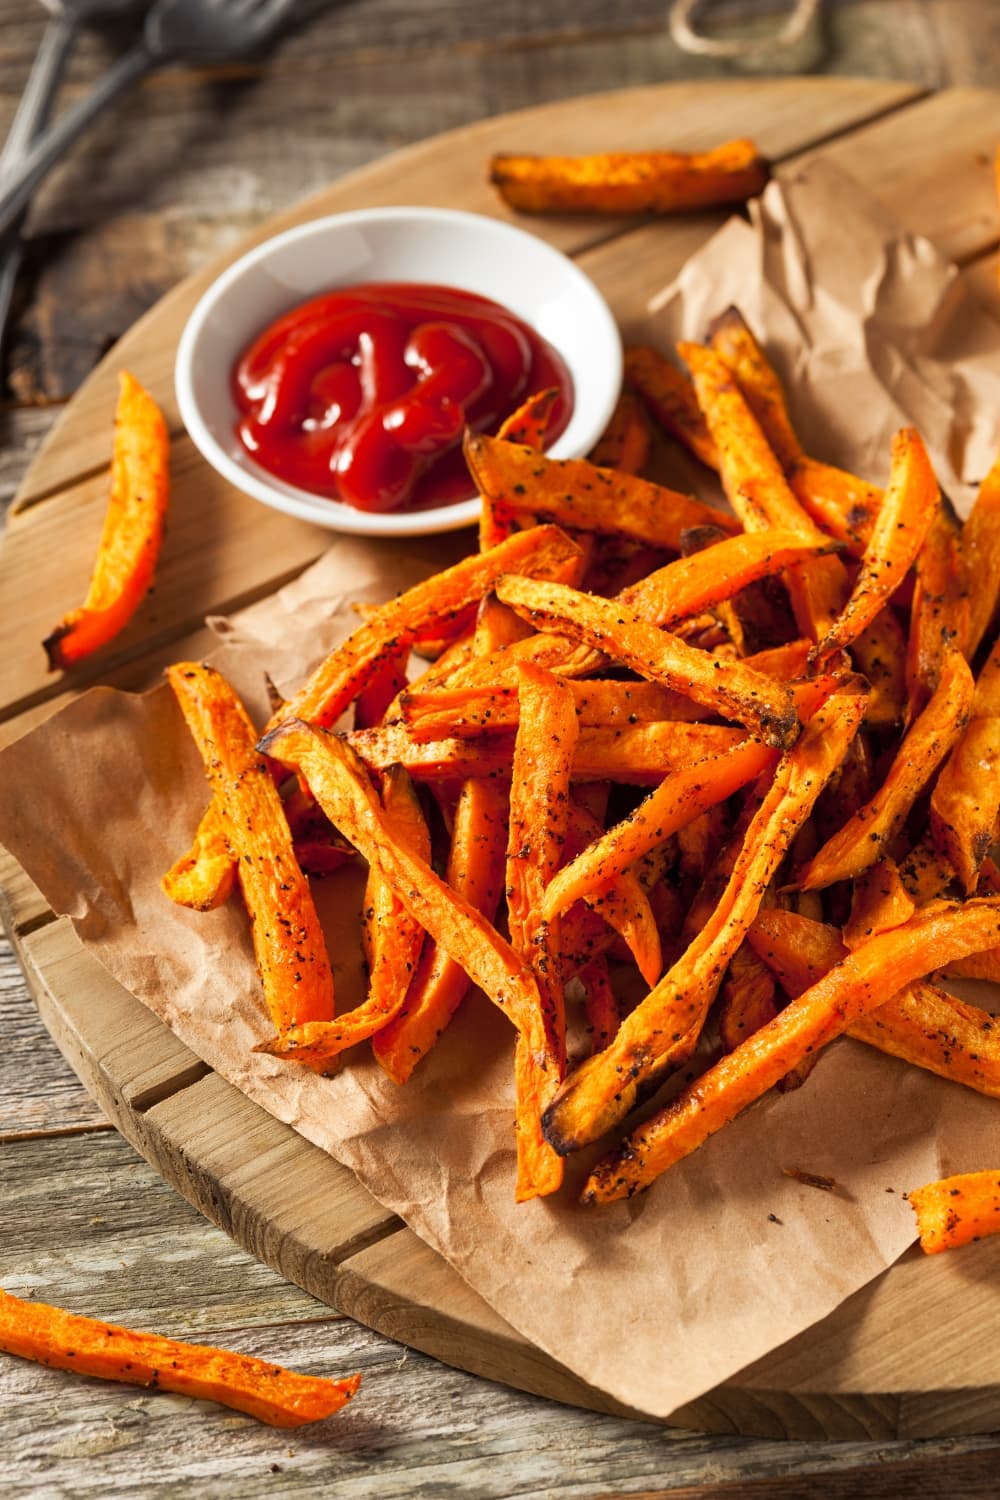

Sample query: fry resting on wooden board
[44,372,170,671]
[0,1288,360,1427]
[489,139,769,215]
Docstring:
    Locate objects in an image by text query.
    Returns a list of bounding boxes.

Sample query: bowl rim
[174,204,623,538]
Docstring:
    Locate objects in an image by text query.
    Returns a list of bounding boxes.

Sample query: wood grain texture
[4,45,1000,1488]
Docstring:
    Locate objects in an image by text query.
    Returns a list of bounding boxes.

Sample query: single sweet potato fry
[489,139,769,215]
[799,649,974,891]
[813,427,940,662]
[578,955,621,1056]
[161,801,235,911]
[717,943,778,1053]
[464,432,739,552]
[542,686,866,1154]
[906,497,969,717]
[962,445,1000,659]
[507,664,578,1199]
[588,389,652,475]
[679,341,848,640]
[44,372,170,670]
[931,637,1000,894]
[909,1171,1000,1254]
[843,857,916,950]
[480,387,561,549]
[585,897,1000,1201]
[707,308,881,554]
[623,345,717,469]
[166,663,335,1037]
[493,574,799,747]
[850,610,908,728]
[0,1288,359,1427]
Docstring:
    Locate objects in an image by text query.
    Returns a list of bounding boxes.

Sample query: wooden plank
[18,920,404,1260]
[626,1450,1000,1500]
[800,87,1000,263]
[0,934,106,1135]
[8,77,920,510]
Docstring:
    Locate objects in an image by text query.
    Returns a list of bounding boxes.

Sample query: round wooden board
[4,78,1000,1441]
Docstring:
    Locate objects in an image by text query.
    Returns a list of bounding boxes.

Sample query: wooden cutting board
[3,77,1000,1441]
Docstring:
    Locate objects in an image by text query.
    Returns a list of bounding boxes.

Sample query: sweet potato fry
[399,677,706,741]
[489,139,769,216]
[443,535,837,701]
[464,432,739,552]
[578,955,621,1056]
[277,525,582,732]
[584,897,1000,1201]
[372,777,508,1083]
[623,346,717,468]
[166,663,335,1036]
[566,801,662,989]
[587,389,652,474]
[751,907,1000,1101]
[260,721,549,1054]
[813,428,940,662]
[906,497,969,716]
[909,1171,1000,1254]
[707,308,881,554]
[44,373,170,670]
[542,739,777,924]
[507,665,578,1199]
[931,636,1000,894]
[850,610,908,727]
[0,1288,360,1426]
[679,341,848,639]
[494,574,799,747]
[962,445,1000,659]
[349,719,746,786]
[161,801,235,911]
[843,858,916,949]
[898,832,958,905]
[542,686,866,1153]
[263,767,431,1073]
[799,650,974,890]
[479,388,561,550]
[717,943,778,1052]
[498,386,561,448]
[354,643,410,730]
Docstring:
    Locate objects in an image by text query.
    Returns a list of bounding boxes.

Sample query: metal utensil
[0,0,142,367]
[0,0,297,245]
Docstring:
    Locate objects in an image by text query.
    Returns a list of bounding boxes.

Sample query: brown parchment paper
[4,162,1000,1421]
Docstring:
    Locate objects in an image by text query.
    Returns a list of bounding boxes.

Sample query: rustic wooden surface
[4,2,1000,1494]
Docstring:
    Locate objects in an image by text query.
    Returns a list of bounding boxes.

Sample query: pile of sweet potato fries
[158,306,1000,1229]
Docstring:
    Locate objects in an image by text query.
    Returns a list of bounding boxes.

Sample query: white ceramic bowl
[175,206,623,538]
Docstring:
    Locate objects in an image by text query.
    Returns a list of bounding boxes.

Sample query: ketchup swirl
[233,282,573,513]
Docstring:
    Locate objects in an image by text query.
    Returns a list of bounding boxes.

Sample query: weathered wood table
[4,2,1000,1494]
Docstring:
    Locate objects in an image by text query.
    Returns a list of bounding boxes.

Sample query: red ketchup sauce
[233,282,573,513]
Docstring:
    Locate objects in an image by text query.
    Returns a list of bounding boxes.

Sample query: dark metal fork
[0,0,144,364]
[0,0,297,244]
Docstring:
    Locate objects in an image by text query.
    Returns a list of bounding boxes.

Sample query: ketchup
[233,282,573,513]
